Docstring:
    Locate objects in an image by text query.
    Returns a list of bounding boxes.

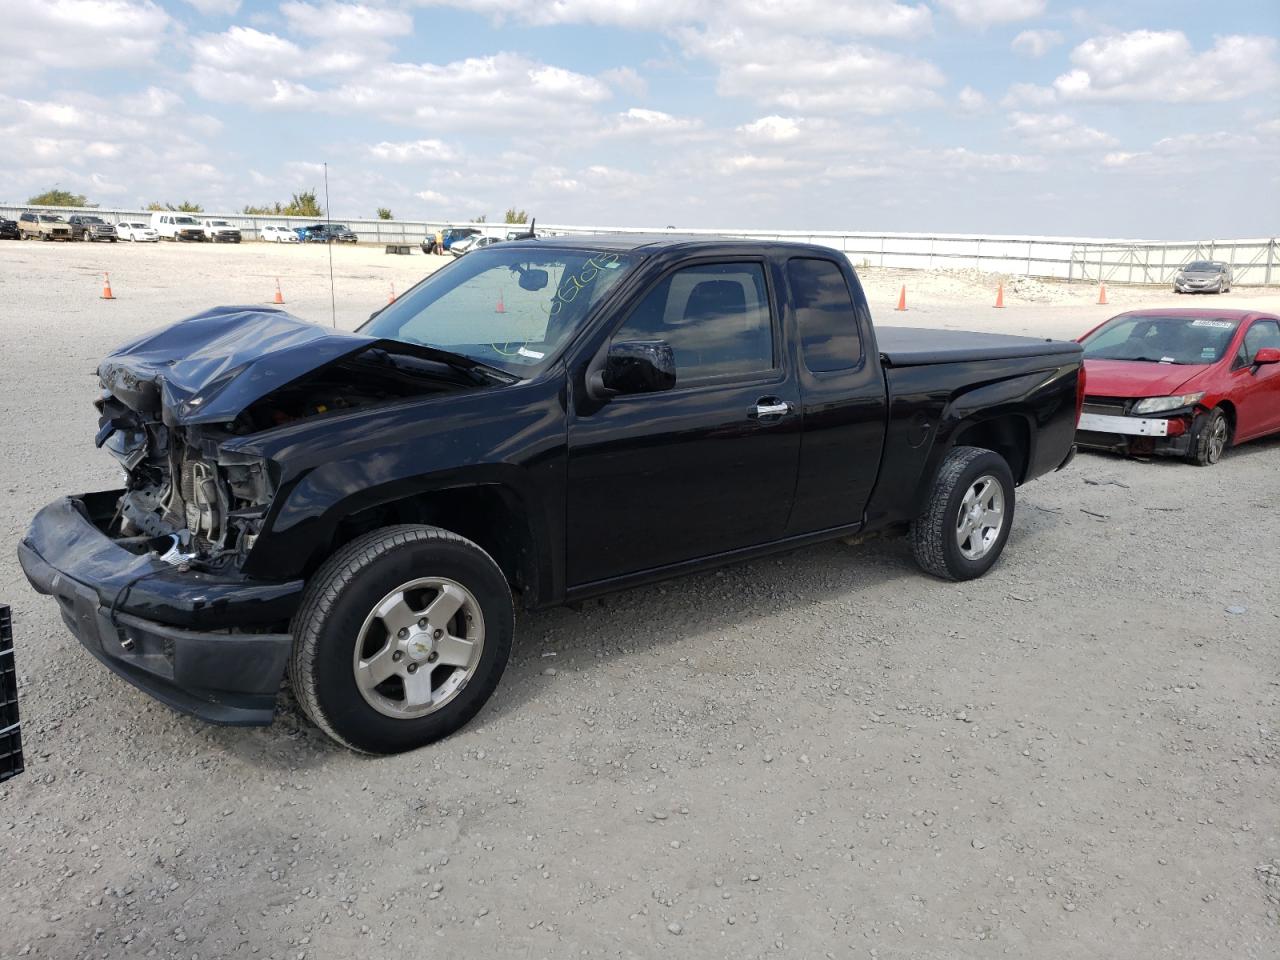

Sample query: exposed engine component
[182,459,223,542]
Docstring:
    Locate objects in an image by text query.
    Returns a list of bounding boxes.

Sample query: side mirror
[589,341,676,398]
[1253,347,1280,366]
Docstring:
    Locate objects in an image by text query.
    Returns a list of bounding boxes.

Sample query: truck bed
[876,326,1081,367]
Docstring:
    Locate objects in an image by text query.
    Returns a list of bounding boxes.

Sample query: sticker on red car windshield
[1190,319,1234,328]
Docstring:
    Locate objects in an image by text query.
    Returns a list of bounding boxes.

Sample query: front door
[1232,319,1280,440]
[566,259,801,586]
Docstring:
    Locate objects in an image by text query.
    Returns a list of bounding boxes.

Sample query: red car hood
[1083,359,1208,398]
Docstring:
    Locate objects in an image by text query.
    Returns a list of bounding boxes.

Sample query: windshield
[361,247,637,374]
[1183,262,1220,272]
[1082,314,1239,365]
[39,215,65,222]
[175,216,197,225]
[210,220,230,226]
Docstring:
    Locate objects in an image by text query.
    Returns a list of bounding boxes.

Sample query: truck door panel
[784,257,886,535]
[566,259,801,585]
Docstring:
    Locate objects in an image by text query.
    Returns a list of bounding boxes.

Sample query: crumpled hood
[1082,358,1207,398]
[99,306,377,425]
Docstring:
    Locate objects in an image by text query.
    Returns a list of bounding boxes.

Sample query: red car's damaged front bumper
[1075,400,1197,457]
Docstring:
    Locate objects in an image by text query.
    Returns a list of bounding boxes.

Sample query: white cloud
[369,139,457,162]
[739,116,802,143]
[280,2,412,39]
[1011,29,1062,58]
[414,0,934,39]
[682,31,945,114]
[936,0,1045,27]
[599,66,647,98]
[0,0,171,68]
[328,54,611,130]
[181,0,241,13]
[922,146,1046,172]
[608,108,702,136]
[1007,112,1117,151]
[1054,31,1280,103]
[957,86,988,112]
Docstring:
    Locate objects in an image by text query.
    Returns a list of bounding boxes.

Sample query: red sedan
[1076,308,1280,465]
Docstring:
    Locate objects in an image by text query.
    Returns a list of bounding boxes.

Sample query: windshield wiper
[375,344,518,385]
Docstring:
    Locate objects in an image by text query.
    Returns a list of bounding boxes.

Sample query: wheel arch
[950,414,1033,484]
[322,482,548,608]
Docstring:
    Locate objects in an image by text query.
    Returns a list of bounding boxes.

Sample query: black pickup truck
[19,237,1083,753]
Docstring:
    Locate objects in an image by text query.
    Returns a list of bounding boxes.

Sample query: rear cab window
[787,258,863,373]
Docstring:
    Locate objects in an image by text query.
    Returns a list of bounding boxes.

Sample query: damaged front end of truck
[19,305,499,724]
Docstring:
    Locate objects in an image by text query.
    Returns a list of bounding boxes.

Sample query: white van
[151,212,206,242]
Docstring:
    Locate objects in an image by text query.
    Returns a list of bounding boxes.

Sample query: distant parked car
[67,214,118,242]
[151,212,206,241]
[117,221,159,242]
[260,224,300,243]
[449,235,503,257]
[200,218,242,243]
[1173,261,1232,294]
[0,218,18,240]
[298,223,358,244]
[422,226,481,254]
[18,212,73,241]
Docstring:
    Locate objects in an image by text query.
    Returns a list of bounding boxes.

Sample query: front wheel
[1188,407,1230,466]
[290,525,514,753]
[910,446,1016,581]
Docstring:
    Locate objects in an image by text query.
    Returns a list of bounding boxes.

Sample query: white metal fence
[4,202,1276,286]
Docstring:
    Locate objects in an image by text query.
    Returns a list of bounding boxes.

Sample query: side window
[612,262,774,383]
[788,258,862,373]
[1244,320,1280,360]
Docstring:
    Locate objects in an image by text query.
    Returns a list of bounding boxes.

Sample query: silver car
[1173,261,1232,294]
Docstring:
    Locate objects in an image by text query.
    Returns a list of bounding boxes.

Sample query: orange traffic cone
[388,282,397,304]
[994,283,1004,308]
[495,293,506,314]
[273,278,285,305]
[895,285,907,311]
[100,272,115,300]
[1097,283,1107,305]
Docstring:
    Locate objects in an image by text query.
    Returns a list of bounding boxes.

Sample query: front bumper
[1075,415,1193,457]
[17,491,304,725]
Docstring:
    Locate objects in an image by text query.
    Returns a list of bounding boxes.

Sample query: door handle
[753,398,792,419]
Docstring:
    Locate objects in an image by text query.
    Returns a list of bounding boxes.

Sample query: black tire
[1187,407,1230,466]
[290,525,514,754]
[910,446,1016,581]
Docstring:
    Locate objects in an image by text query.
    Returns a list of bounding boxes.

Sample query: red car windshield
[1081,315,1239,365]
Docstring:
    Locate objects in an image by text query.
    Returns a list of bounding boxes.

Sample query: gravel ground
[1,240,1278,960]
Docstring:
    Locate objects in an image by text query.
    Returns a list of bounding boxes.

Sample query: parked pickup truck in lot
[68,214,118,242]
[18,237,1083,753]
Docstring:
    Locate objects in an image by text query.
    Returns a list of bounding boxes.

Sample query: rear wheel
[290,525,514,753]
[911,446,1016,581]
[1188,407,1230,466]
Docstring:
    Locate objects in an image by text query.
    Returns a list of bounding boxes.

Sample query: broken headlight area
[95,393,273,570]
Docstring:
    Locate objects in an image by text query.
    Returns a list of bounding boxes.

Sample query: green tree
[242,190,324,218]
[376,207,393,220]
[503,208,528,225]
[28,188,88,207]
[147,201,204,212]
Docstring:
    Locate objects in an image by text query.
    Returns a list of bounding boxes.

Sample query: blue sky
[2,0,1277,238]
